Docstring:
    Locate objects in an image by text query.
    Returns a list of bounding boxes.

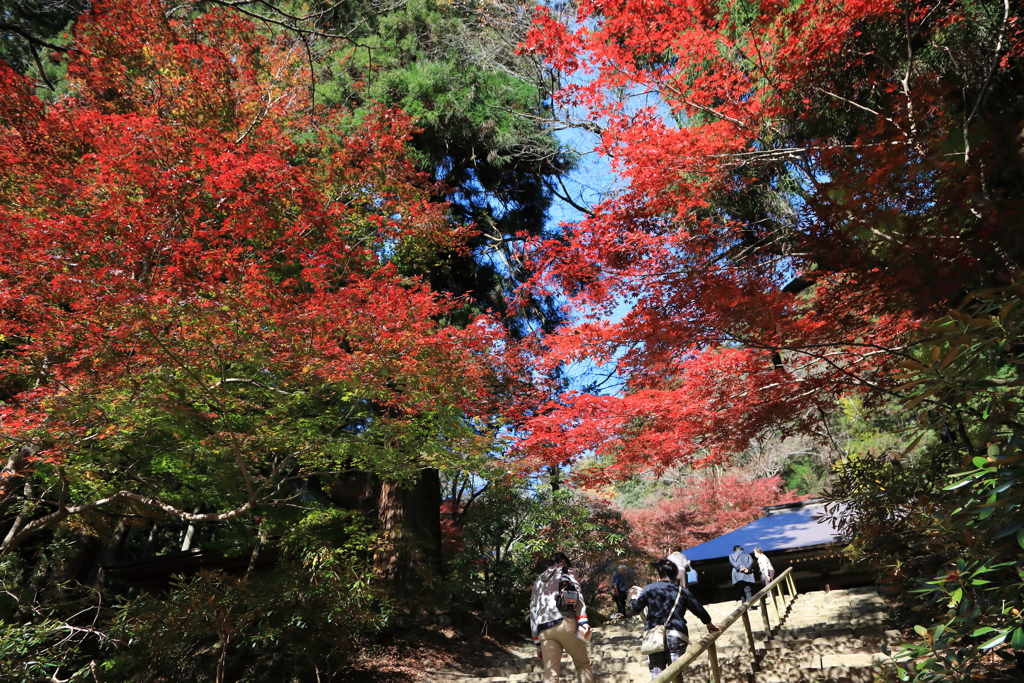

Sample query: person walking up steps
[529,552,594,683]
[629,559,722,681]
[666,546,690,589]
[754,547,775,584]
[729,545,756,603]
[612,565,628,616]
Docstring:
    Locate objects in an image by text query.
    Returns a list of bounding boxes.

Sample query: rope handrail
[652,565,798,683]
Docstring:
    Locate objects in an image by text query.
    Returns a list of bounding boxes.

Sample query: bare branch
[0,21,77,53]
[963,0,1010,162]
[209,378,293,395]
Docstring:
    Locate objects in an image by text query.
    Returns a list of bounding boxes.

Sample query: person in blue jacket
[612,564,628,615]
[629,560,721,680]
[729,545,756,603]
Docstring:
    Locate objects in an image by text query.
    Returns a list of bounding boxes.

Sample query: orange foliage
[622,473,806,556]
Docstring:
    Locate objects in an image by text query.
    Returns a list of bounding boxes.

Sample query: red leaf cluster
[512,0,1024,478]
[0,0,502,492]
[622,472,805,556]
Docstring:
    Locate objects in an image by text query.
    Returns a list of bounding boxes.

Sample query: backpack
[555,571,580,612]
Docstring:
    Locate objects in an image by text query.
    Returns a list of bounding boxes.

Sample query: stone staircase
[424,586,903,683]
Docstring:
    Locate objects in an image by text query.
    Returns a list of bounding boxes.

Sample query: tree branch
[209,378,293,395]
[0,485,277,554]
[0,21,77,53]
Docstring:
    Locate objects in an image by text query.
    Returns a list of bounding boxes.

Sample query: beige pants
[539,617,594,683]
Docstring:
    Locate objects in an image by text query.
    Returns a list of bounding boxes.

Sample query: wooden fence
[653,565,799,683]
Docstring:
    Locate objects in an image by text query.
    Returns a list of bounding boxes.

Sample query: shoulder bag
[640,585,682,655]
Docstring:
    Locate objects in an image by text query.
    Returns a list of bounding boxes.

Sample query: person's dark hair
[670,545,683,553]
[733,545,744,552]
[653,559,678,580]
[548,552,572,568]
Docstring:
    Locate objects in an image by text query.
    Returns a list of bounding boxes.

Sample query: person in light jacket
[729,545,756,603]
[629,559,722,680]
[529,552,594,683]
[666,546,689,589]
[754,547,775,584]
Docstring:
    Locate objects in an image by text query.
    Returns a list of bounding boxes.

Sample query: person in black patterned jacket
[629,560,722,680]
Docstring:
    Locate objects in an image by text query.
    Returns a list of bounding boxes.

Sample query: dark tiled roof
[685,500,840,562]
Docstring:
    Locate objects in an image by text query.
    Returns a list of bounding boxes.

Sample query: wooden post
[770,582,781,623]
[787,571,797,600]
[759,594,772,637]
[708,641,721,683]
[741,609,760,673]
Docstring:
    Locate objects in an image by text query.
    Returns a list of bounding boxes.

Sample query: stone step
[430,586,897,683]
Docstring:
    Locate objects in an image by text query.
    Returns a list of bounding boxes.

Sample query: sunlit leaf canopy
[513,0,1024,482]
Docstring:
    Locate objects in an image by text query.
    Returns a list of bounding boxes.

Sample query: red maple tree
[622,472,805,557]
[513,0,1024,480]
[0,0,502,551]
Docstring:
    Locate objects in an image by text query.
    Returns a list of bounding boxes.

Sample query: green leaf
[1012,628,1024,650]
[914,624,929,637]
[944,475,979,490]
[972,627,997,636]
[948,588,963,607]
[993,519,1023,538]
[980,632,1007,649]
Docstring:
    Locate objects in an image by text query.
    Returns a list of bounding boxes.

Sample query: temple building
[684,500,873,601]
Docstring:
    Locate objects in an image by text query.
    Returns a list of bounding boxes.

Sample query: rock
[820,652,890,668]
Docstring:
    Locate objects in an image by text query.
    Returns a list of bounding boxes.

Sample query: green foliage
[313,0,571,332]
[833,395,930,459]
[827,449,961,590]
[0,541,118,683]
[612,474,676,509]
[110,509,387,683]
[0,0,81,94]
[446,479,630,630]
[780,455,829,496]
[826,278,1024,681]
[0,504,389,682]
[0,621,88,683]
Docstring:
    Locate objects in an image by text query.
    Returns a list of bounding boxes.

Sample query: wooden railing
[652,566,799,683]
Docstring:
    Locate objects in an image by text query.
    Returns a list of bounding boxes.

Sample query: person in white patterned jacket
[529,552,594,683]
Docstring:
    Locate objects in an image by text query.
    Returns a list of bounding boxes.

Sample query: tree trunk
[375,479,406,585]
[408,468,443,577]
[1,481,32,551]
[92,519,128,587]
[374,468,443,588]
